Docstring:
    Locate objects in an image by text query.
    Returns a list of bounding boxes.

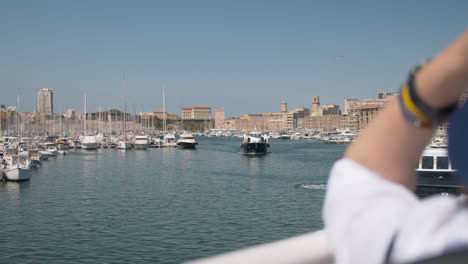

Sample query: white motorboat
[150,136,164,148]
[133,135,149,150]
[290,133,303,140]
[5,164,32,181]
[177,132,198,149]
[117,139,132,150]
[163,133,177,148]
[38,150,53,160]
[81,135,98,150]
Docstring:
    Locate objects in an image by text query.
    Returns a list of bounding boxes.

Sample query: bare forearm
[345,30,468,189]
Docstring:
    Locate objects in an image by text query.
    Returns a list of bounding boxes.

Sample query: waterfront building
[181,107,211,120]
[348,103,385,131]
[284,107,310,130]
[38,88,54,114]
[214,108,226,129]
[344,98,358,115]
[227,112,285,132]
[152,110,179,120]
[298,115,342,131]
[311,104,341,117]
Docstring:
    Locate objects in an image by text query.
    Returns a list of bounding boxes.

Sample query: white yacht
[177,132,198,149]
[163,133,177,148]
[117,138,132,149]
[133,135,149,150]
[81,135,98,150]
[150,136,164,148]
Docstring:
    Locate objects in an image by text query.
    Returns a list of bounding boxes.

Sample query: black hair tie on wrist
[407,66,458,123]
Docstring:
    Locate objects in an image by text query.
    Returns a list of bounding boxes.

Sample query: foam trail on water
[296,184,327,190]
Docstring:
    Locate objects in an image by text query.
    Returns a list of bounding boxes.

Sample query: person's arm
[345,30,468,189]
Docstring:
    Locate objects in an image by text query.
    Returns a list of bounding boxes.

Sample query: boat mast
[17,89,20,166]
[84,93,87,135]
[163,86,166,133]
[98,106,101,135]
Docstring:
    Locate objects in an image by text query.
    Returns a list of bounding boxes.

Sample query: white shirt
[323,158,468,264]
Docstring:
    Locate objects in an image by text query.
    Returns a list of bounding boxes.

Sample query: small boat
[150,136,164,148]
[4,164,32,181]
[27,149,41,168]
[117,139,132,150]
[2,149,31,181]
[38,150,53,160]
[241,132,270,155]
[81,135,98,150]
[56,138,69,150]
[177,132,198,149]
[133,135,149,150]
[163,133,177,148]
[278,134,291,140]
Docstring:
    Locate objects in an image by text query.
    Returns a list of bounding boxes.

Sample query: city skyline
[2,1,467,116]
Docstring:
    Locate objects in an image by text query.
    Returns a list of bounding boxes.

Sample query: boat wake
[296,184,327,190]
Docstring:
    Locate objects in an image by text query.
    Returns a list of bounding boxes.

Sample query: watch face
[448,101,468,186]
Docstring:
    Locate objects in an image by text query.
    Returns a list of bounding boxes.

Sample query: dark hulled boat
[415,147,462,197]
[241,132,270,155]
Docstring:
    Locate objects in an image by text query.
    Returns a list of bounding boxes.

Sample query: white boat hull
[117,141,132,149]
[81,143,99,150]
[5,166,32,181]
[39,151,52,160]
[134,143,149,149]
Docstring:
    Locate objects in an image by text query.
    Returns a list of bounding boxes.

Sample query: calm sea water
[0,137,346,264]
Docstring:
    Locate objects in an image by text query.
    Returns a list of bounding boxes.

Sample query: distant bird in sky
[336,56,345,61]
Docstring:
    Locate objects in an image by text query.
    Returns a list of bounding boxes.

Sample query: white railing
[186,230,334,264]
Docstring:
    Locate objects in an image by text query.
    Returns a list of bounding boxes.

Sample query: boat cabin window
[421,156,434,169]
[436,156,449,170]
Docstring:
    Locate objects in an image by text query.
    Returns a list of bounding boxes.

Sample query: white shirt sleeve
[323,158,419,264]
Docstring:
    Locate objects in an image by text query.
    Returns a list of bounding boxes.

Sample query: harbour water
[0,137,346,264]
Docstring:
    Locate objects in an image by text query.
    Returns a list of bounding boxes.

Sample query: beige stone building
[298,115,342,131]
[284,107,310,130]
[152,110,179,120]
[347,103,385,131]
[182,107,211,120]
[344,98,358,115]
[214,108,225,128]
[311,104,341,117]
[223,112,284,132]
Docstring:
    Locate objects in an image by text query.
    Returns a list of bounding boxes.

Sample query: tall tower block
[313,96,320,110]
[281,101,287,113]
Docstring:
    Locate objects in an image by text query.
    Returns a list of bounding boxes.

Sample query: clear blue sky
[1,0,467,117]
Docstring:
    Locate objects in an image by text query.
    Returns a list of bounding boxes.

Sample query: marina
[0,137,339,263]
[0,134,455,263]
